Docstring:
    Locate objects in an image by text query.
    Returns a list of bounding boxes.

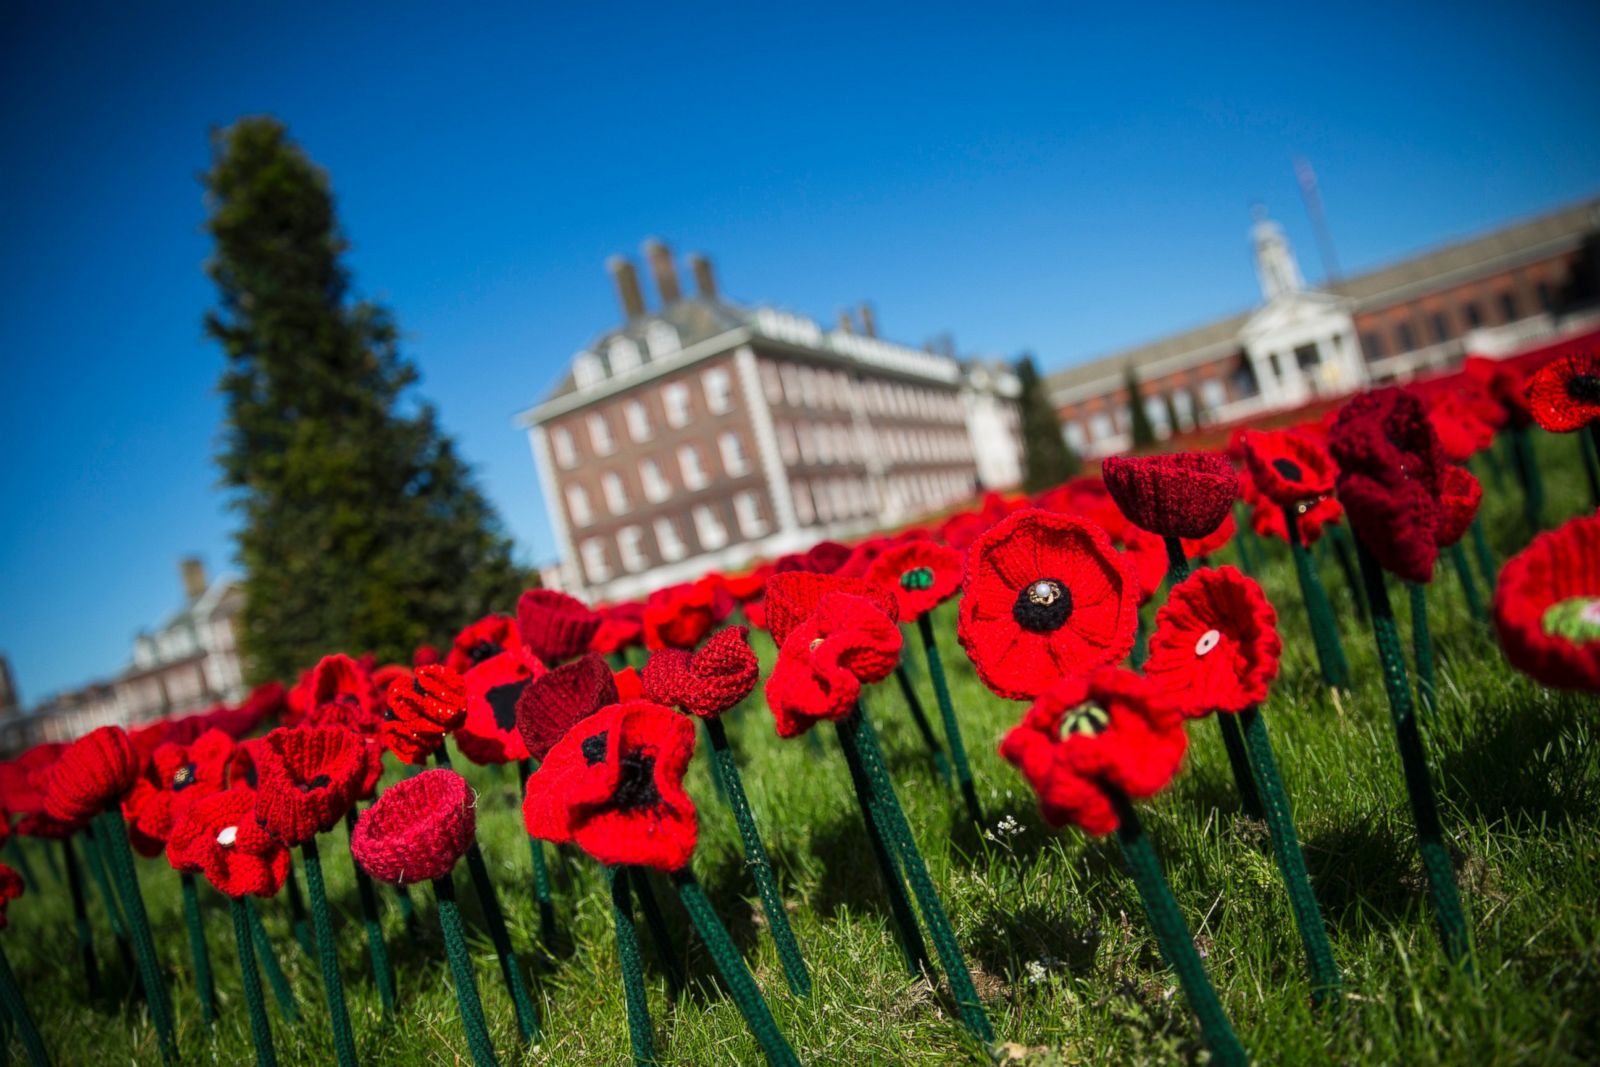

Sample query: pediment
[1240,290,1352,341]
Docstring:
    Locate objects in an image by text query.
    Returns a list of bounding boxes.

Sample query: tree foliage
[1125,362,1159,449]
[1015,355,1081,494]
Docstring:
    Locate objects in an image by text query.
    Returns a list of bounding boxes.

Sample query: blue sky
[2,2,1597,702]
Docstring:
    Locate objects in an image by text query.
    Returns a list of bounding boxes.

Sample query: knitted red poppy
[1242,465,1344,545]
[1181,510,1236,561]
[998,668,1188,835]
[1242,430,1338,509]
[3,746,82,840]
[413,645,441,667]
[836,537,895,579]
[958,509,1140,701]
[1464,355,1532,429]
[351,769,477,885]
[168,786,290,897]
[287,653,378,728]
[721,566,771,603]
[1435,465,1482,549]
[516,653,619,762]
[1144,566,1281,717]
[122,729,237,858]
[1493,513,1600,692]
[1102,452,1239,541]
[43,726,141,823]
[761,572,900,648]
[1328,388,1446,584]
[590,602,646,656]
[518,589,603,664]
[1428,392,1496,463]
[1525,350,1600,433]
[938,492,1020,551]
[865,540,964,621]
[642,626,760,719]
[522,701,698,872]
[1034,476,1125,534]
[765,593,903,737]
[0,865,22,929]
[614,666,644,701]
[383,664,469,765]
[445,614,519,675]
[642,578,730,651]
[252,727,370,846]
[457,645,545,764]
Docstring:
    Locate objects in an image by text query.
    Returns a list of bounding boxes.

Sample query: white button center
[216,825,239,848]
[1194,629,1222,656]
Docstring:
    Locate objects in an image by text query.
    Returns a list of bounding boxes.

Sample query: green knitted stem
[1469,519,1497,591]
[1510,424,1544,530]
[1163,535,1191,586]
[1110,789,1248,1066]
[1356,544,1472,967]
[700,719,729,800]
[0,943,50,1067]
[517,759,558,942]
[1580,422,1600,508]
[705,718,812,996]
[1329,525,1369,624]
[230,896,278,1067]
[1474,440,1505,489]
[344,807,397,1015]
[180,871,217,1026]
[1232,504,1258,577]
[300,840,358,1067]
[607,867,657,1065]
[893,661,952,785]
[1286,509,1351,689]
[394,884,420,940]
[96,811,177,1063]
[916,615,983,824]
[1409,582,1438,722]
[1447,543,1486,622]
[1131,608,1150,669]
[432,876,499,1067]
[61,839,101,999]
[1238,707,1342,1007]
[81,824,134,975]
[629,868,685,999]
[843,709,993,1042]
[285,858,316,956]
[244,898,301,1022]
[673,871,801,1067]
[462,840,541,1042]
[1215,715,1265,820]
[832,716,931,976]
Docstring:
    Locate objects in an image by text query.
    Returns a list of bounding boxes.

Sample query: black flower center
[581,731,609,765]
[900,567,935,591]
[295,773,332,794]
[1013,578,1073,633]
[467,640,501,666]
[1056,702,1110,740]
[487,679,529,732]
[1567,374,1600,404]
[1271,457,1304,481]
[171,763,198,791]
[611,751,662,812]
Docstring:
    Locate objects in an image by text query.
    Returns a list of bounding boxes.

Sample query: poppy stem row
[179,870,218,1026]
[915,615,983,825]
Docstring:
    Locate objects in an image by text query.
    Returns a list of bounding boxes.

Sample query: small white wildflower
[1025,960,1049,984]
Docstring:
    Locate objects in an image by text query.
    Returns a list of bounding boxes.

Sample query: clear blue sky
[2,2,1597,703]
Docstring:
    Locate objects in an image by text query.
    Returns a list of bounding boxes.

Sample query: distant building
[517,241,1024,603]
[1050,198,1600,456]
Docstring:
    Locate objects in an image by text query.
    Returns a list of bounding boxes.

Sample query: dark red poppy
[1464,355,1532,429]
[445,614,519,675]
[456,646,544,764]
[590,602,646,656]
[643,626,760,719]
[998,668,1188,835]
[43,726,141,824]
[252,727,371,846]
[613,666,644,701]
[1328,388,1446,584]
[0,864,21,928]
[957,509,1140,701]
[122,729,236,858]
[1241,467,1343,545]
[1102,451,1239,541]
[721,566,771,604]
[3,745,82,840]
[351,769,477,885]
[518,589,603,664]
[1428,392,1496,463]
[288,653,377,729]
[522,701,698,872]
[1242,430,1338,509]
[1525,350,1600,433]
[167,786,290,897]
[1494,513,1600,692]
[129,720,177,767]
[1144,567,1281,716]
[765,593,903,738]
[515,653,618,763]
[835,537,895,579]
[214,682,287,739]
[761,571,900,648]
[1435,465,1483,549]
[865,540,964,621]
[383,664,469,765]
[642,578,731,651]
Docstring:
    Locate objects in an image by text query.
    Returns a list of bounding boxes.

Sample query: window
[761,362,783,405]
[625,400,652,442]
[1362,332,1385,359]
[617,527,646,572]
[1465,302,1483,329]
[778,423,798,464]
[719,432,749,476]
[580,539,610,583]
[693,505,727,550]
[1396,323,1416,352]
[678,445,708,490]
[1537,282,1553,312]
[601,472,628,515]
[1064,421,1087,452]
[800,367,819,407]
[608,337,641,375]
[663,382,692,427]
[1294,343,1320,370]
[655,518,687,562]
[646,322,679,358]
[780,365,801,406]
[815,424,834,464]
[703,368,734,414]
[566,485,593,527]
[793,480,814,525]
[1088,413,1113,442]
[551,427,577,468]
[588,414,614,455]
[573,352,604,389]
[1201,379,1226,412]
[1498,291,1518,323]
[639,459,670,502]
[734,491,768,538]
[796,423,815,464]
[1431,313,1451,344]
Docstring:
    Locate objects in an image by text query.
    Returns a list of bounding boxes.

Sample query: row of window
[792,477,875,527]
[1063,379,1227,449]
[577,492,770,583]
[772,420,973,469]
[571,324,684,391]
[565,433,752,526]
[1361,284,1553,359]
[758,359,963,423]
[884,468,972,516]
[551,367,736,468]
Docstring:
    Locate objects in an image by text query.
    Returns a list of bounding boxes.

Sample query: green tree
[205,117,525,682]
[1014,354,1081,493]
[1125,362,1158,449]
[1163,392,1185,437]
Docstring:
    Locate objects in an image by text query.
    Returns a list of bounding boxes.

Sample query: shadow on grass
[1436,699,1599,829]
[1301,818,1419,931]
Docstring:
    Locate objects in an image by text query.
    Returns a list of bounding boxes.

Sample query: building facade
[519,242,1024,603]
[1050,197,1600,456]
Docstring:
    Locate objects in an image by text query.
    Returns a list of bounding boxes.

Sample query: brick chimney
[859,302,877,338]
[642,239,682,305]
[606,255,647,319]
[181,556,208,602]
[687,253,717,300]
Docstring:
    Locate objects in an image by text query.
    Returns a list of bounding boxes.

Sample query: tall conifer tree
[1015,355,1081,494]
[1125,362,1159,449]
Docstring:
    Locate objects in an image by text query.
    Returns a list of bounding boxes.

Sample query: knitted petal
[351,769,476,885]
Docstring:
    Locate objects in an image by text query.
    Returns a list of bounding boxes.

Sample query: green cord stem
[61,838,101,1000]
[1356,543,1472,966]
[96,810,176,1063]
[1446,543,1486,622]
[0,943,50,1067]
[1237,707,1342,1007]
[629,868,685,1000]
[1131,608,1150,669]
[462,841,542,1042]
[1579,422,1600,508]
[230,896,278,1067]
[1285,508,1351,689]
[81,824,135,977]
[1408,582,1438,722]
[180,871,217,1026]
[1469,518,1497,591]
[1215,715,1265,820]
[1509,424,1544,531]
[393,884,420,941]
[432,876,499,1067]
[705,717,812,996]
[1109,789,1248,1066]
[1163,535,1191,586]
[701,720,729,801]
[1232,505,1259,578]
[607,867,656,1065]
[344,807,397,1015]
[284,858,316,957]
[244,897,301,1022]
[673,871,801,1067]
[1329,525,1369,624]
[516,759,559,942]
[300,840,358,1067]
[916,615,983,824]
[893,661,952,785]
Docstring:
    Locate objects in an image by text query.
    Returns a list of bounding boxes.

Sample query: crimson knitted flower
[1181,510,1236,561]
[288,653,377,728]
[590,602,646,656]
[958,509,1140,701]
[351,769,477,885]
[1144,566,1281,717]
[642,578,730,651]
[1242,430,1337,509]
[765,593,903,738]
[613,666,644,701]
[1102,452,1239,541]
[518,589,603,664]
[3,745,82,840]
[122,729,237,858]
[445,614,519,674]
[836,537,896,579]
[413,645,441,667]
[43,726,141,823]
[0,864,23,929]
[522,701,698,872]
[938,492,1020,551]
[721,567,770,604]
[998,668,1188,835]
[1464,355,1532,429]
[253,727,370,846]
[1435,465,1483,549]
[642,626,760,719]
[761,572,900,648]
[1242,465,1344,545]
[1525,350,1600,432]
[457,645,545,764]
[383,664,468,765]
[865,540,964,621]
[515,653,619,762]
[1328,388,1446,584]
[168,786,290,897]
[1494,513,1600,692]
[1428,392,1496,463]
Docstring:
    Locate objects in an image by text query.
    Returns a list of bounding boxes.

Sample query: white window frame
[617,526,646,573]
[566,485,593,527]
[663,382,692,428]
[601,472,628,515]
[655,517,687,562]
[678,445,708,490]
[588,413,615,456]
[580,538,610,582]
[640,458,670,503]
[693,505,728,551]
[552,427,577,469]
[734,490,768,538]
[625,400,652,443]
[719,432,749,476]
[702,368,734,414]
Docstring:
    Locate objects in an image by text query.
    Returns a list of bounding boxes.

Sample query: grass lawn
[5,429,1598,1065]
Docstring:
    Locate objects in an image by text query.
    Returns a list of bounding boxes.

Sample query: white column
[733,345,800,535]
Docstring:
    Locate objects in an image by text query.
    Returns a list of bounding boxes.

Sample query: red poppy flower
[456,646,545,764]
[516,653,619,762]
[522,701,697,872]
[1144,567,1281,716]
[122,729,237,858]
[288,653,377,728]
[382,664,468,765]
[998,668,1188,835]
[765,593,903,738]
[445,614,519,675]
[721,566,771,603]
[613,666,644,701]
[168,786,290,897]
[590,603,645,656]
[1035,477,1126,535]
[865,540,964,621]
[1328,388,1446,584]
[350,769,477,885]
[643,626,760,719]
[413,645,440,667]
[1464,355,1532,429]
[1525,350,1600,433]
[1242,468,1344,545]
[1181,511,1236,561]
[835,537,894,579]
[938,492,1021,551]
[1102,452,1239,541]
[252,726,371,846]
[642,578,731,651]
[1435,465,1482,549]
[43,726,141,823]
[1242,430,1338,509]
[1428,392,1496,463]
[957,509,1140,701]
[1117,528,1168,605]
[518,589,603,664]
[1494,513,1600,692]
[3,746,82,839]
[0,864,21,928]
[761,572,900,648]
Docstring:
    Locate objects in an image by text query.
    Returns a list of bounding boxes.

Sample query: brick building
[518,242,1024,602]
[1050,197,1600,456]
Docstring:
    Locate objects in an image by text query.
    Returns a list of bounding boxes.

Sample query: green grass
[6,429,1600,1065]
